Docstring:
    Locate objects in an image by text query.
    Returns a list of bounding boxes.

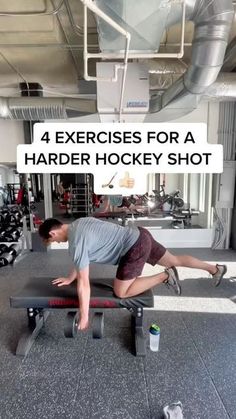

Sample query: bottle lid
[150,323,160,335]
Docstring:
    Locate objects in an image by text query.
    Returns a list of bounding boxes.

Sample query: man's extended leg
[158,250,217,273]
[157,250,227,286]
[113,249,227,297]
[113,228,226,298]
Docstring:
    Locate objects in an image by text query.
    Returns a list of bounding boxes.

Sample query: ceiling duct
[94,0,172,52]
[147,0,234,121]
[87,0,235,122]
[144,59,187,91]
[0,0,234,121]
[222,35,236,71]
[9,104,67,120]
[94,0,234,120]
[1,73,235,120]
[0,97,97,120]
[147,63,236,101]
[201,73,236,101]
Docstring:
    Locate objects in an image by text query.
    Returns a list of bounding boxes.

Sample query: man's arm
[68,268,77,282]
[77,266,90,330]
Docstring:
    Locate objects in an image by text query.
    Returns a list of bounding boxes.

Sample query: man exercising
[39,217,227,330]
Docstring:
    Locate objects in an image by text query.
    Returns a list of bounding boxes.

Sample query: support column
[43,174,53,219]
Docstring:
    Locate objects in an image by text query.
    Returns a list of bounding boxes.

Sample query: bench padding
[10,277,154,310]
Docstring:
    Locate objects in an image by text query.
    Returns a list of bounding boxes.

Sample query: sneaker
[164,266,181,295]
[212,264,227,287]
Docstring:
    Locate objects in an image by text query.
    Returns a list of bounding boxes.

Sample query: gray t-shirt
[68,217,140,271]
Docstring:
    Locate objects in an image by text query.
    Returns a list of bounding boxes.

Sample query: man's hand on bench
[52,268,77,287]
[52,277,74,287]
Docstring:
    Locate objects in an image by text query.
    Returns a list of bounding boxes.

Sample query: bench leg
[131,307,146,357]
[16,308,50,357]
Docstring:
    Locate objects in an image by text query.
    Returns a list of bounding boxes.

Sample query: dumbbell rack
[0,206,24,267]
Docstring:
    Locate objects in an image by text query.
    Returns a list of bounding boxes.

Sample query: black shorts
[116,227,166,280]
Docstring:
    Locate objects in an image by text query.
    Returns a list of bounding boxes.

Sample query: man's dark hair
[38,218,62,240]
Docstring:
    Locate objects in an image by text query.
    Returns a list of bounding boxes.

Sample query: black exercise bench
[10,277,154,358]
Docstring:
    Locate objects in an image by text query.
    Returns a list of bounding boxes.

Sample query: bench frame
[11,278,153,358]
[15,305,147,358]
[16,308,49,357]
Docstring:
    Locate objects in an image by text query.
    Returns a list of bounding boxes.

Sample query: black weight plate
[64,312,78,338]
[0,252,13,266]
[92,312,104,339]
[0,258,7,267]
[2,252,14,263]
[5,227,13,232]
[9,243,21,256]
[4,234,14,242]
[6,214,11,224]
[0,244,8,255]
[8,231,18,240]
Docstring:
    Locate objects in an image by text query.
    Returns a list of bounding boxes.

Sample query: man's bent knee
[113,277,136,299]
[113,284,129,298]
[114,288,127,298]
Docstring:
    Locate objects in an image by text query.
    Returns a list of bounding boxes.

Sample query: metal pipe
[0,96,97,119]
[149,0,234,120]
[86,51,185,59]
[0,72,236,120]
[222,34,236,71]
[118,36,130,122]
[150,72,236,100]
[202,73,236,101]
[0,42,193,48]
[179,0,186,58]
[184,1,234,94]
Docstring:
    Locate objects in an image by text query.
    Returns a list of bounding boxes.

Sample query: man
[39,217,227,331]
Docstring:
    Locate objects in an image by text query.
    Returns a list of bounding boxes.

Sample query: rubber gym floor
[0,248,235,419]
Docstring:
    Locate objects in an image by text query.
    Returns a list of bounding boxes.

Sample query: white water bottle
[149,324,160,351]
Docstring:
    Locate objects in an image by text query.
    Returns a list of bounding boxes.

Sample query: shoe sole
[215,265,227,287]
[171,266,182,295]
